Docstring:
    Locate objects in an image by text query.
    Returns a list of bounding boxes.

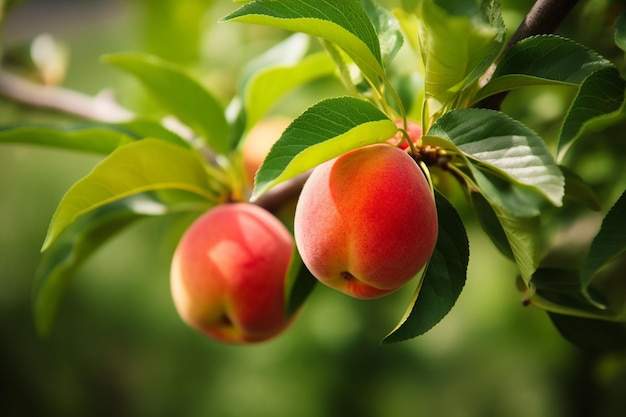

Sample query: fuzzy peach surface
[170,203,295,344]
[294,144,438,299]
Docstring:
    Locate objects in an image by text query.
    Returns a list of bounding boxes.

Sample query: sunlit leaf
[118,119,191,148]
[495,207,541,284]
[384,191,468,343]
[417,0,505,124]
[244,51,336,129]
[222,0,385,84]
[252,96,397,199]
[360,0,403,67]
[0,124,134,154]
[104,53,230,154]
[428,108,565,208]
[557,67,626,161]
[42,139,222,251]
[239,33,311,93]
[473,35,614,103]
[33,192,211,337]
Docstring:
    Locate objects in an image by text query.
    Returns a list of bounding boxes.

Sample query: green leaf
[33,192,210,337]
[561,165,602,211]
[222,0,385,84]
[0,124,134,154]
[582,190,626,288]
[42,139,222,251]
[557,67,626,161]
[470,191,514,259]
[531,267,613,319]
[239,33,311,93]
[614,10,626,53]
[495,208,541,284]
[284,244,317,317]
[103,53,230,154]
[549,313,626,351]
[384,191,468,343]
[360,0,404,67]
[425,132,544,283]
[118,119,192,149]
[244,51,336,129]
[417,0,505,124]
[252,96,397,199]
[428,108,565,208]
[473,35,614,103]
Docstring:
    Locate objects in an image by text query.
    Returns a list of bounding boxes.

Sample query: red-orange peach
[170,203,295,344]
[388,120,422,149]
[294,144,437,299]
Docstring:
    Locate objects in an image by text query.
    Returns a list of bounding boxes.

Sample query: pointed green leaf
[582,190,626,288]
[417,0,505,123]
[384,191,468,343]
[239,33,311,92]
[557,67,626,161]
[42,139,221,251]
[0,124,134,154]
[428,108,565,208]
[284,244,317,317]
[222,0,385,83]
[561,165,602,211]
[118,118,191,148]
[360,0,404,67]
[103,53,230,154]
[495,207,541,284]
[424,133,543,283]
[471,191,514,259]
[531,267,613,320]
[33,192,210,337]
[244,51,336,129]
[549,313,626,351]
[473,35,614,103]
[252,96,397,199]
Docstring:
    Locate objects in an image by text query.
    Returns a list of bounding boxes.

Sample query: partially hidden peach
[170,203,295,344]
[242,116,291,188]
[388,120,422,149]
[294,144,438,299]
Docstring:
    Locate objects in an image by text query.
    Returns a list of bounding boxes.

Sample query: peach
[241,116,291,188]
[388,120,422,149]
[294,144,437,299]
[170,203,295,344]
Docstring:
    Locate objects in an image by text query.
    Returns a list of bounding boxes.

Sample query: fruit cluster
[170,120,438,344]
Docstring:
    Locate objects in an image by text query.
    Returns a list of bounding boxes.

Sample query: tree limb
[0,70,134,122]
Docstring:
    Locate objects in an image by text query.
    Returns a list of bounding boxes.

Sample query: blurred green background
[1,1,626,416]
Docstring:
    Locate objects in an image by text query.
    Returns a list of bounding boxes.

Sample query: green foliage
[33,192,208,337]
[103,53,231,154]
[472,34,626,161]
[3,0,626,349]
[251,96,397,199]
[42,139,222,251]
[414,0,505,126]
[384,191,468,343]
[0,124,135,154]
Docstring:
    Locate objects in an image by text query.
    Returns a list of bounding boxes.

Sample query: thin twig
[0,70,134,122]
